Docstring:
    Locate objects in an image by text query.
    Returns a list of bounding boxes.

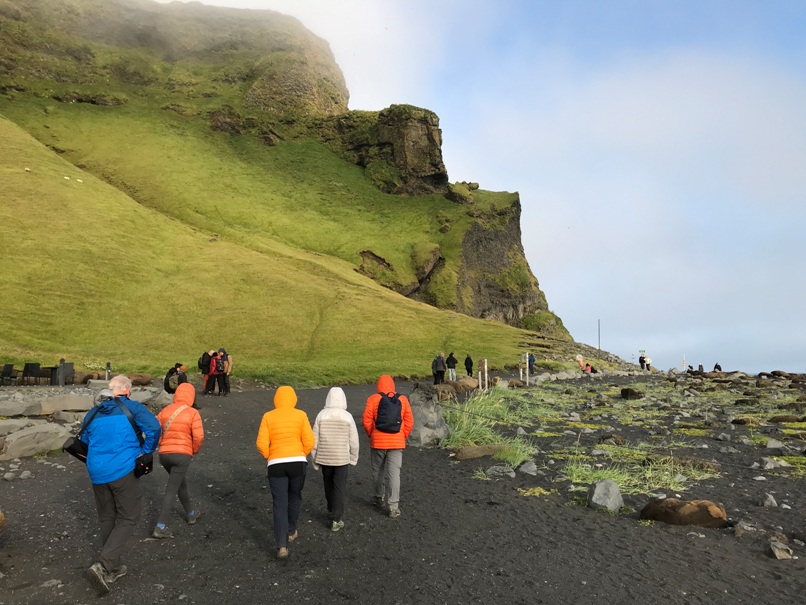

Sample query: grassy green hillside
[0,0,610,385]
[0,115,543,384]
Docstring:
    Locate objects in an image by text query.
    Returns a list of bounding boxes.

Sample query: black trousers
[321,465,349,521]
[267,461,307,548]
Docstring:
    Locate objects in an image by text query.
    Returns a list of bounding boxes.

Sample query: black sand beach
[1,377,805,604]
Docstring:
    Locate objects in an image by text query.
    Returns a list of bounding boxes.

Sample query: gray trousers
[158,453,193,525]
[371,448,403,510]
[92,471,142,573]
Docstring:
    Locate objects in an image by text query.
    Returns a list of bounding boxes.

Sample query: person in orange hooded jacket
[362,375,414,518]
[256,386,315,560]
[152,383,204,539]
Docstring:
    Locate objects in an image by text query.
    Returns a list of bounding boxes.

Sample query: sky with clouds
[158,0,806,373]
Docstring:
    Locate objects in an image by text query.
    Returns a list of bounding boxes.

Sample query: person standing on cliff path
[218,348,232,396]
[464,354,473,377]
[434,352,447,384]
[446,353,458,381]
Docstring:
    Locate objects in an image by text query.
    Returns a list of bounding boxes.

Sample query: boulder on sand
[640,497,728,528]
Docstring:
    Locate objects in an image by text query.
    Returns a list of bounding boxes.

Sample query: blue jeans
[267,461,307,547]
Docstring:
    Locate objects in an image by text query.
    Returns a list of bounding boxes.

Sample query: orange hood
[274,385,298,409]
[376,375,395,394]
[173,382,196,407]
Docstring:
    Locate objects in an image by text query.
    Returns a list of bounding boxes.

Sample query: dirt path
[1,380,805,604]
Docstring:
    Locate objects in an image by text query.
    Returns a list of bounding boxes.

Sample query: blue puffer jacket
[80,396,161,484]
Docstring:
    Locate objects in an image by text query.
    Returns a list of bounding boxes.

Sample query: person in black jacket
[445,353,458,381]
[464,354,473,377]
[162,364,187,395]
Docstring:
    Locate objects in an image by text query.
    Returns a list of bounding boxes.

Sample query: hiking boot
[151,526,174,539]
[87,562,110,596]
[288,530,299,543]
[187,510,201,525]
[277,547,289,560]
[331,520,345,532]
[370,496,385,508]
[105,565,127,584]
[388,507,401,519]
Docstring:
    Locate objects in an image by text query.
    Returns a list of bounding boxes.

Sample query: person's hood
[274,385,297,409]
[173,382,196,407]
[218,348,227,355]
[325,387,347,410]
[376,375,395,394]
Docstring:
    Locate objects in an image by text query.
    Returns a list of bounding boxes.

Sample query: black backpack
[215,356,225,372]
[198,351,211,374]
[374,392,403,434]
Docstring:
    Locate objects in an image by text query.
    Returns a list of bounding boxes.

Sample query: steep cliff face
[457,198,547,324]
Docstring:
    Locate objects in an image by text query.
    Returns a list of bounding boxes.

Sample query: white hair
[108,374,132,395]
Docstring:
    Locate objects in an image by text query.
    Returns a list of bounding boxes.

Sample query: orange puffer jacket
[157,383,204,456]
[256,386,315,464]
[362,375,413,450]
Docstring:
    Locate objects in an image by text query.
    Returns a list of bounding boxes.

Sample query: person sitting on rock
[713,362,722,372]
[163,363,188,395]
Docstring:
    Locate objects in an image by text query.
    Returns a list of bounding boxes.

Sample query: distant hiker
[82,375,160,596]
[205,351,224,396]
[435,352,447,384]
[464,354,473,377]
[310,387,359,532]
[198,350,213,393]
[713,362,722,372]
[638,354,646,370]
[584,363,592,373]
[697,362,704,372]
[431,355,439,385]
[162,363,188,395]
[645,357,652,372]
[446,352,458,381]
[362,375,414,519]
[528,353,535,375]
[218,348,232,396]
[256,386,315,560]
[153,383,204,539]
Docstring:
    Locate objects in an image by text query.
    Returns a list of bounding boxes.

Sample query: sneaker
[87,562,110,596]
[151,526,174,539]
[331,520,345,532]
[277,547,289,560]
[287,530,299,543]
[105,565,127,584]
[388,508,401,519]
[370,496,385,508]
[187,510,201,525]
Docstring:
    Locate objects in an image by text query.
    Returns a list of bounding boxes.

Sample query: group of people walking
[256,374,413,559]
[431,352,474,384]
[77,372,413,595]
[78,374,204,596]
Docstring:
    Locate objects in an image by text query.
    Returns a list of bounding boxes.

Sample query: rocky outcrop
[407,383,451,447]
[317,105,448,195]
[455,196,550,327]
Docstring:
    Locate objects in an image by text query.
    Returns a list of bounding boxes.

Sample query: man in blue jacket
[80,375,160,595]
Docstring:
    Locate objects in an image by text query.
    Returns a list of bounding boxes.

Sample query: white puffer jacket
[311,387,360,467]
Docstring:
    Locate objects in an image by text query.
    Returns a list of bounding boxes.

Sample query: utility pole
[597,319,601,350]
